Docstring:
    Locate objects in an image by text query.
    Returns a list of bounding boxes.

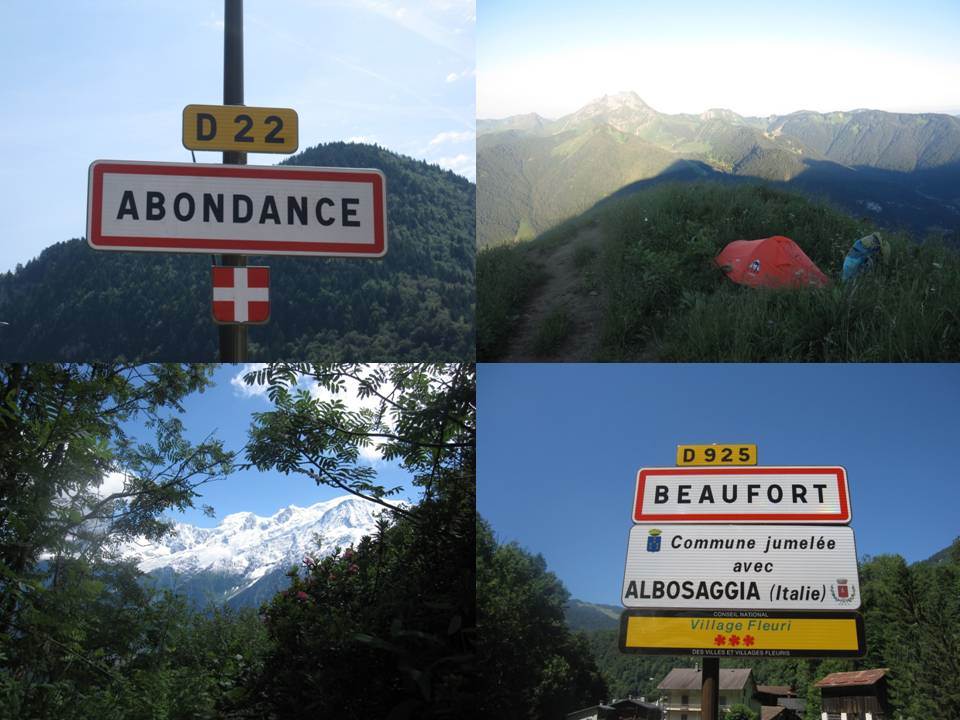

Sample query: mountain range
[477,91,960,247]
[0,142,475,361]
[121,495,387,609]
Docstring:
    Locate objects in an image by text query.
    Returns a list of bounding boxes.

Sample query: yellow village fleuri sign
[619,609,865,657]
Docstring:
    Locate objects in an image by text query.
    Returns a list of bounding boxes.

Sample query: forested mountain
[0,143,475,361]
[477,92,960,247]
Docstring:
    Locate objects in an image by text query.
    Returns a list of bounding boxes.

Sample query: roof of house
[761,707,788,720]
[814,669,889,688]
[757,685,795,697]
[657,668,753,691]
[610,699,660,710]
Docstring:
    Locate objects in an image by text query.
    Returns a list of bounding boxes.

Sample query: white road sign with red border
[87,160,387,257]
[632,467,850,524]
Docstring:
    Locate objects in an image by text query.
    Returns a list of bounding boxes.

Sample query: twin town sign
[620,464,864,658]
[622,524,860,610]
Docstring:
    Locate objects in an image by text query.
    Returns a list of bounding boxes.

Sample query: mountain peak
[592,91,652,110]
[121,495,387,576]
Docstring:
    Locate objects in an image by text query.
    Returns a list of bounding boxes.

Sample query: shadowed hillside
[478,182,960,361]
[478,93,960,247]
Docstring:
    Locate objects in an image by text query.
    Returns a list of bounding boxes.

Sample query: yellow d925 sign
[182,104,299,153]
[619,609,865,658]
[677,443,757,466]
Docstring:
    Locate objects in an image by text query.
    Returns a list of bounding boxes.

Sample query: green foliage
[477,517,607,719]
[233,363,476,718]
[0,363,255,720]
[0,142,475,362]
[725,703,758,720]
[532,304,573,356]
[476,243,542,360]
[593,182,960,360]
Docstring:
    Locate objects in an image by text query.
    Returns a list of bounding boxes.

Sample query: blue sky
[0,0,474,272]
[113,364,416,528]
[477,363,960,605]
[478,0,960,118]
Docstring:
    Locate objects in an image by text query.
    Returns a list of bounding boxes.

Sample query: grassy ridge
[478,182,960,361]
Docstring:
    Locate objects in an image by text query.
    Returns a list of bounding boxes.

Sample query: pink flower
[348,564,359,574]
[329,574,338,582]
[296,591,309,601]
[302,555,315,566]
[343,549,354,560]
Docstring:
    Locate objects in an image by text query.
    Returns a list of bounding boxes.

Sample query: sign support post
[220,0,247,361]
[702,657,719,720]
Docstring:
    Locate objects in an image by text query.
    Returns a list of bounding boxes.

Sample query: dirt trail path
[502,224,607,362]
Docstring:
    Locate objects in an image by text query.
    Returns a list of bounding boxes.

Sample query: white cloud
[429,129,474,146]
[97,470,128,499]
[230,363,271,398]
[434,152,475,179]
[445,67,474,83]
[231,364,392,462]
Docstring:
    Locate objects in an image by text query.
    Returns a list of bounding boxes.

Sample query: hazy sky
[478,363,960,605]
[478,0,960,119]
[114,364,416,528]
[0,0,475,272]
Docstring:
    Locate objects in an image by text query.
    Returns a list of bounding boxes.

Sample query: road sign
[183,104,299,154]
[212,266,269,324]
[87,160,387,257]
[618,609,865,658]
[632,466,850,524]
[677,444,757,466]
[622,524,861,610]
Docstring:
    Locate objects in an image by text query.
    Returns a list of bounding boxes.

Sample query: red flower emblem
[743,635,755,646]
[729,635,741,646]
[714,634,726,646]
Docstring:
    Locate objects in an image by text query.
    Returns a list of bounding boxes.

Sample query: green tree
[0,363,236,719]
[477,517,608,719]
[238,363,476,719]
[724,703,757,720]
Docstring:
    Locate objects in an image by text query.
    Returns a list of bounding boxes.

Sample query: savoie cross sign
[622,524,861,610]
[87,160,387,257]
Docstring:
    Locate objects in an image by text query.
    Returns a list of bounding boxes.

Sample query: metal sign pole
[219,0,247,361]
[702,657,720,720]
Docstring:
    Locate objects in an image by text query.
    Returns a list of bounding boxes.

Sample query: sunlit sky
[478,363,960,605]
[0,0,475,272]
[478,0,960,119]
[112,364,416,528]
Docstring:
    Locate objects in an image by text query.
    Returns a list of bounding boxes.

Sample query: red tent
[715,236,830,289]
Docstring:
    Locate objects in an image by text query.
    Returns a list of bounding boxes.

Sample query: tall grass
[477,213,596,360]
[596,182,960,360]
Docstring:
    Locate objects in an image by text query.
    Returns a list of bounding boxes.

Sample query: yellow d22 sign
[619,609,865,658]
[676,443,757,466]
[183,104,299,153]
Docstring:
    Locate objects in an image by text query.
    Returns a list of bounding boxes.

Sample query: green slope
[479,182,960,361]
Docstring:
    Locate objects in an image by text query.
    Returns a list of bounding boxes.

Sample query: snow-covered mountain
[121,495,387,608]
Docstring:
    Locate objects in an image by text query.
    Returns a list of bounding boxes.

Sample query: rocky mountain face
[120,495,387,609]
[477,92,960,247]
